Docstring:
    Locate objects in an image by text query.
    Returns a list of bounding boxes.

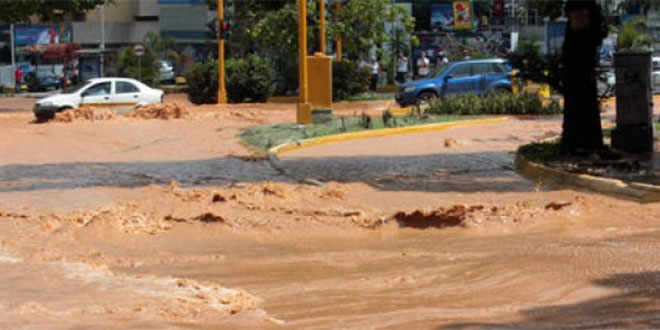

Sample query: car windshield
[63,80,91,94]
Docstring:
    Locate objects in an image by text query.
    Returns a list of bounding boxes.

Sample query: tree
[560,0,608,155]
[117,34,162,86]
[0,0,114,23]
[332,0,415,57]
[251,0,416,94]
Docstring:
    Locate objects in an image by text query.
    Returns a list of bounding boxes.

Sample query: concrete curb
[515,153,660,203]
[269,117,510,155]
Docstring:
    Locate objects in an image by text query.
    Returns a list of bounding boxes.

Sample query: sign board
[431,2,454,31]
[133,44,145,57]
[453,1,472,31]
[14,24,72,47]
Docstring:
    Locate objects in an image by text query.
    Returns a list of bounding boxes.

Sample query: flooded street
[0,97,658,329]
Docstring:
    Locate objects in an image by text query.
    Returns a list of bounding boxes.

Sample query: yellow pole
[335,1,341,62]
[217,0,227,104]
[320,0,326,54]
[297,0,311,123]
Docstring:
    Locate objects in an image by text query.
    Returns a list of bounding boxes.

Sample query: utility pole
[100,4,105,77]
[320,0,326,53]
[217,0,227,104]
[336,1,342,62]
[10,24,15,86]
[297,0,311,124]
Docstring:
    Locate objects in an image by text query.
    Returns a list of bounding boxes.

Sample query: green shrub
[226,55,276,103]
[333,60,370,101]
[428,92,561,116]
[186,55,276,104]
[186,60,218,105]
[117,45,160,87]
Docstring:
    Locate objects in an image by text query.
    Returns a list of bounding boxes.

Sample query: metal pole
[138,57,142,82]
[100,4,105,77]
[10,24,15,87]
[320,0,326,53]
[391,0,395,82]
[297,0,311,124]
[217,0,227,104]
[336,1,342,62]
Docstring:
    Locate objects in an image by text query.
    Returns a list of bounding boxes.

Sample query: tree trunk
[559,1,606,155]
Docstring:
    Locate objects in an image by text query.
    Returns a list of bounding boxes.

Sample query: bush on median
[427,92,561,116]
[186,55,276,104]
[332,59,371,101]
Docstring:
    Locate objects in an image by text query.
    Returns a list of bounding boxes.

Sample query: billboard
[15,24,72,47]
[431,2,454,31]
[453,1,472,31]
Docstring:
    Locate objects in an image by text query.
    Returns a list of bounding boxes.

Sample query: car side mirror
[444,75,453,81]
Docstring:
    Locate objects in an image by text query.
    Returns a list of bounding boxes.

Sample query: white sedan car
[34,77,164,120]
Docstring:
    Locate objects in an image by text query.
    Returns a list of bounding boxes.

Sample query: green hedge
[427,92,562,115]
[186,60,218,104]
[186,55,276,104]
[226,55,276,103]
[332,59,370,101]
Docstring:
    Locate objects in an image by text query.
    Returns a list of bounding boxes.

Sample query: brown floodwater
[0,96,658,329]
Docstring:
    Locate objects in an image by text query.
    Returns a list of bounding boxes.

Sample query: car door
[442,63,475,96]
[113,81,142,111]
[79,81,112,107]
[473,63,499,95]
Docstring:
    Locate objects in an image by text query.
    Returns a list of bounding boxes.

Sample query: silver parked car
[33,77,164,121]
[159,60,175,84]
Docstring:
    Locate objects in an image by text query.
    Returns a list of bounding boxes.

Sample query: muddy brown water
[111,191,660,329]
[0,97,659,329]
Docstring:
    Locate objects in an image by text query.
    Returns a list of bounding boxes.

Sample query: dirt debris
[193,212,226,224]
[53,107,117,122]
[545,201,573,210]
[444,138,457,148]
[125,102,190,119]
[392,200,576,229]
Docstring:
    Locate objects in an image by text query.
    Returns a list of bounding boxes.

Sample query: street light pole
[297,0,311,124]
[320,0,326,53]
[335,1,342,62]
[100,4,105,77]
[217,0,227,104]
[10,24,15,85]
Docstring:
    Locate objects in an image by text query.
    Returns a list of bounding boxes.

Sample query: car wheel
[35,112,54,122]
[417,91,437,106]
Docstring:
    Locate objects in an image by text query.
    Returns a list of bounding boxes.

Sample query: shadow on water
[0,151,541,194]
[441,271,660,329]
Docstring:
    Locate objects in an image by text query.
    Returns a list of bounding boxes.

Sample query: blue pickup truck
[396,58,513,106]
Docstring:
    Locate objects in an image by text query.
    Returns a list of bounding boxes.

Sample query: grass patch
[239,113,483,153]
[519,122,660,162]
[518,140,561,163]
[345,92,395,101]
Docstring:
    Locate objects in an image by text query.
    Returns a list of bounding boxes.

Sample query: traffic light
[220,21,230,40]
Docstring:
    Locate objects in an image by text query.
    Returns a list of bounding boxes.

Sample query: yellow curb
[515,153,660,203]
[388,107,412,116]
[270,117,510,155]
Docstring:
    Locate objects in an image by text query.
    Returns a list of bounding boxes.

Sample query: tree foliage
[0,0,114,23]
[617,17,653,51]
[117,32,167,86]
[249,0,415,94]
[332,0,415,56]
